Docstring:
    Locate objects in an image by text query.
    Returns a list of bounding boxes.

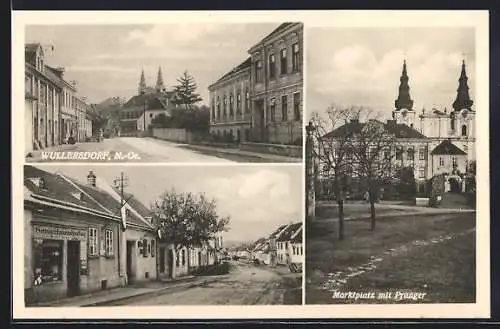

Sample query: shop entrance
[67,240,80,297]
[126,241,135,283]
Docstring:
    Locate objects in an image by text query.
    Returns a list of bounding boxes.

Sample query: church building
[119,67,178,136]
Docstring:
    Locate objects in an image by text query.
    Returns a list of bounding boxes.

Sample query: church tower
[155,66,165,92]
[452,60,474,112]
[138,69,147,95]
[393,60,416,128]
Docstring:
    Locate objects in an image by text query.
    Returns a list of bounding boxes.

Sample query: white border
[12,10,490,319]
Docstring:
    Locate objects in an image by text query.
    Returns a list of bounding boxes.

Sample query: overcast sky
[35,165,302,243]
[25,24,278,105]
[307,27,476,120]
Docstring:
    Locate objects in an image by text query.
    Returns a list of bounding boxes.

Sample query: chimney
[87,170,96,187]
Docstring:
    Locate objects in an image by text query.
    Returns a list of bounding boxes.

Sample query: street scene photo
[24,23,303,163]
[24,164,303,306]
[304,27,477,304]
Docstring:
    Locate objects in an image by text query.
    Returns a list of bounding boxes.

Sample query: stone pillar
[305,121,316,222]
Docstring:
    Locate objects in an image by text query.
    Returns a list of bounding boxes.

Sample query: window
[292,246,296,255]
[149,113,153,118]
[105,230,114,256]
[182,249,186,266]
[147,241,151,255]
[223,96,227,117]
[407,147,414,161]
[211,101,215,119]
[292,43,300,72]
[216,96,220,118]
[269,54,276,79]
[439,157,445,166]
[280,48,287,75]
[237,93,241,113]
[461,125,467,136]
[229,94,234,116]
[270,98,276,122]
[245,91,250,113]
[452,157,457,166]
[396,147,403,160]
[293,92,301,121]
[33,239,63,284]
[285,241,289,249]
[419,148,426,160]
[419,168,425,179]
[255,60,263,82]
[281,95,288,121]
[451,114,456,130]
[89,227,98,256]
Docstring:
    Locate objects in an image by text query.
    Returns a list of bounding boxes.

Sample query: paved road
[26,137,235,163]
[104,262,302,305]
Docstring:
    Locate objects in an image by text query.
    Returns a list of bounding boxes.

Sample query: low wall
[240,142,302,158]
[152,128,193,143]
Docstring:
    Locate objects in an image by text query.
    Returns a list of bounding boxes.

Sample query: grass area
[306,212,476,304]
[315,202,409,219]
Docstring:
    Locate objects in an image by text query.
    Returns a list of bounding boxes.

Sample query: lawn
[305,212,476,304]
[315,202,409,220]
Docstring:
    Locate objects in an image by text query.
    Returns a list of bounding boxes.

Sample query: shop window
[88,227,98,256]
[33,239,63,284]
[105,230,114,256]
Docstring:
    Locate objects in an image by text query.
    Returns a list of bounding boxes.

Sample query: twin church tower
[138,67,166,95]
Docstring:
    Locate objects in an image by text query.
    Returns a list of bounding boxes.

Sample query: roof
[431,139,467,155]
[261,22,297,43]
[276,222,302,242]
[323,120,427,140]
[269,224,288,239]
[212,57,251,86]
[123,91,175,111]
[24,165,114,216]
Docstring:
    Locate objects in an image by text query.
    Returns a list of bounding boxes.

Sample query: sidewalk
[31,275,222,307]
[181,143,302,163]
[26,143,77,158]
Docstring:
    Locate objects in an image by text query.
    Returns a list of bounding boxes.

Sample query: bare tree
[310,104,364,240]
[351,118,399,231]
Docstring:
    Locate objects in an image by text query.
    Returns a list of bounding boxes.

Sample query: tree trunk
[369,191,376,231]
[338,199,344,240]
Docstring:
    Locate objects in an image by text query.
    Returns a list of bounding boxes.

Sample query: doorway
[126,241,135,283]
[159,247,166,274]
[167,249,174,279]
[67,240,80,297]
[449,177,461,193]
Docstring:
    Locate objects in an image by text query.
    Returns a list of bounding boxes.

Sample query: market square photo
[305,26,479,304]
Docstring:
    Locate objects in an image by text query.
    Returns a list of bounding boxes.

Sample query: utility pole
[114,172,129,282]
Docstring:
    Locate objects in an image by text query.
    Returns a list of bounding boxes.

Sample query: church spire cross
[395,59,414,111]
[452,59,473,112]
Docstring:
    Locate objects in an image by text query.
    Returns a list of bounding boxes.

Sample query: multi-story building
[75,96,93,142]
[209,22,304,145]
[25,44,62,152]
[208,58,252,142]
[316,59,475,197]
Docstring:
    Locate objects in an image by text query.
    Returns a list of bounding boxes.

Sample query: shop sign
[33,224,87,241]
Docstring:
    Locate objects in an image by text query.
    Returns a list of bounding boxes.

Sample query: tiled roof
[431,139,467,155]
[269,224,288,238]
[277,222,302,242]
[323,120,427,140]
[24,165,113,215]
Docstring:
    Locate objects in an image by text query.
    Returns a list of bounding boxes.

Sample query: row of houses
[251,222,303,271]
[24,165,223,305]
[208,22,304,145]
[25,43,93,154]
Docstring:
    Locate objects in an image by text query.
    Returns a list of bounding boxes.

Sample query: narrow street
[102,261,302,306]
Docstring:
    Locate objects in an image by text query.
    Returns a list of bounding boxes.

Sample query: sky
[35,164,302,243]
[25,24,278,105]
[307,27,476,120]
